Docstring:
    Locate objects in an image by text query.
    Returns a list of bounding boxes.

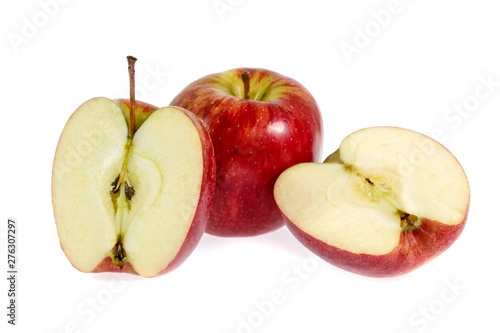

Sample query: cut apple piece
[274,126,470,277]
[52,97,216,277]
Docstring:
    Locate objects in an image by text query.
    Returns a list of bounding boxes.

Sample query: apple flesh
[171,68,323,236]
[274,127,470,277]
[52,97,216,277]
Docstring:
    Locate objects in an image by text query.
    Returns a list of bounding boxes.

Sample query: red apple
[171,68,323,236]
[274,127,470,277]
[52,57,216,277]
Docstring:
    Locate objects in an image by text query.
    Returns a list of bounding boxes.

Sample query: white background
[1,0,499,332]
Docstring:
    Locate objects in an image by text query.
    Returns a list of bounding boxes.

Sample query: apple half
[52,97,216,277]
[274,127,470,277]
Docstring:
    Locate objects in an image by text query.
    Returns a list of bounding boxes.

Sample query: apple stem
[241,70,251,99]
[127,55,137,138]
[400,212,422,232]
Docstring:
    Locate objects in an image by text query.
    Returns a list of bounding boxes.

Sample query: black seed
[111,175,120,193]
[125,182,135,200]
[117,243,125,261]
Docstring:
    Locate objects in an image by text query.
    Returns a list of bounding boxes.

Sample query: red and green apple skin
[285,212,467,278]
[171,68,323,236]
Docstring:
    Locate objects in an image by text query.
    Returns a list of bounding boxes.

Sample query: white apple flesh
[274,127,470,277]
[52,97,215,277]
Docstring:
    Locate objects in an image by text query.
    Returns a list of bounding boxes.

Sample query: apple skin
[284,206,468,278]
[114,98,158,130]
[156,107,216,275]
[170,68,323,236]
[55,100,216,276]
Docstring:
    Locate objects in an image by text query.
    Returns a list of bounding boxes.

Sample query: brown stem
[400,211,422,232]
[127,56,137,137]
[241,70,251,99]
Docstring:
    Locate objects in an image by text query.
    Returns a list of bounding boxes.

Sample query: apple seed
[125,182,135,200]
[111,241,127,268]
[111,175,120,194]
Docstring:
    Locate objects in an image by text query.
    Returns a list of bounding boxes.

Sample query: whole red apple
[171,68,323,236]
